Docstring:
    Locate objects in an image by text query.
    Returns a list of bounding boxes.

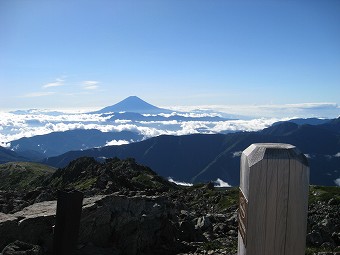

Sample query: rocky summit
[0,157,339,255]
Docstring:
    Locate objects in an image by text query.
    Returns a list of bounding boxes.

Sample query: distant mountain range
[5,96,231,158]
[2,96,339,187]
[1,116,339,186]
[10,129,142,158]
[39,117,340,186]
[273,117,331,126]
[10,109,64,116]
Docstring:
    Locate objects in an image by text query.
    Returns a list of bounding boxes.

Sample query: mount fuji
[94,96,172,114]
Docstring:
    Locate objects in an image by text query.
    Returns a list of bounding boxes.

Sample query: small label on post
[238,188,248,247]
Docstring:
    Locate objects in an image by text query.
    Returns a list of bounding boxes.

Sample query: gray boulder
[79,194,177,254]
[0,193,178,255]
[195,215,212,231]
[2,240,42,255]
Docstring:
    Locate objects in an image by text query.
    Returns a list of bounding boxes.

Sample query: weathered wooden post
[53,190,83,255]
[238,143,309,255]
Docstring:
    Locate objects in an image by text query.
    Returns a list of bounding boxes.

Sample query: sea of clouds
[0,109,291,148]
[1,101,339,149]
[1,106,339,186]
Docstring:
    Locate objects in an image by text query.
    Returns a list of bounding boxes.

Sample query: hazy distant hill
[10,129,142,158]
[0,147,29,164]
[10,109,64,116]
[107,111,228,122]
[261,121,299,136]
[43,118,340,186]
[93,96,172,114]
[273,118,331,126]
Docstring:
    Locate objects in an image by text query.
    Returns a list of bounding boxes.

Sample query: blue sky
[1,0,340,116]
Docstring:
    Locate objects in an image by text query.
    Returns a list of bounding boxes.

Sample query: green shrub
[309,185,340,205]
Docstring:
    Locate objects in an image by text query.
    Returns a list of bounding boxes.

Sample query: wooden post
[238,143,309,255]
[53,190,83,255]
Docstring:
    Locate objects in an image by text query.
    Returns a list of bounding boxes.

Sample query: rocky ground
[306,187,340,255]
[0,185,238,255]
[0,157,339,255]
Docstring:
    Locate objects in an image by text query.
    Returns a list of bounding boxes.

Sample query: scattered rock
[2,240,43,255]
[195,216,212,231]
[178,221,205,242]
[307,230,324,246]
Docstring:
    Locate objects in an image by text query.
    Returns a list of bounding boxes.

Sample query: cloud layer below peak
[0,110,285,147]
[1,101,338,149]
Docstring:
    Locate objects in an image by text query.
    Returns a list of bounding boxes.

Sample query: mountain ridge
[93,96,172,114]
[10,129,142,158]
[0,146,30,164]
[42,120,340,186]
[2,117,340,187]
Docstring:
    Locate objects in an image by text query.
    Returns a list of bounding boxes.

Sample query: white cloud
[114,119,132,124]
[1,107,336,155]
[139,120,179,125]
[284,103,338,110]
[42,78,64,88]
[214,178,231,187]
[166,102,339,118]
[335,178,340,186]
[168,177,193,186]
[155,112,221,118]
[83,81,99,90]
[325,152,340,159]
[177,121,208,135]
[0,112,112,143]
[211,118,284,133]
[0,110,292,145]
[0,139,10,148]
[102,123,170,138]
[105,140,129,146]
[232,151,242,157]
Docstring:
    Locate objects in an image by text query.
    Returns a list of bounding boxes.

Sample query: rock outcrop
[0,193,179,255]
[2,240,43,255]
[0,185,339,255]
[0,157,339,255]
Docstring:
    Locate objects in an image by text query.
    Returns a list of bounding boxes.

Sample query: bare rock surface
[0,193,179,255]
[2,240,43,255]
